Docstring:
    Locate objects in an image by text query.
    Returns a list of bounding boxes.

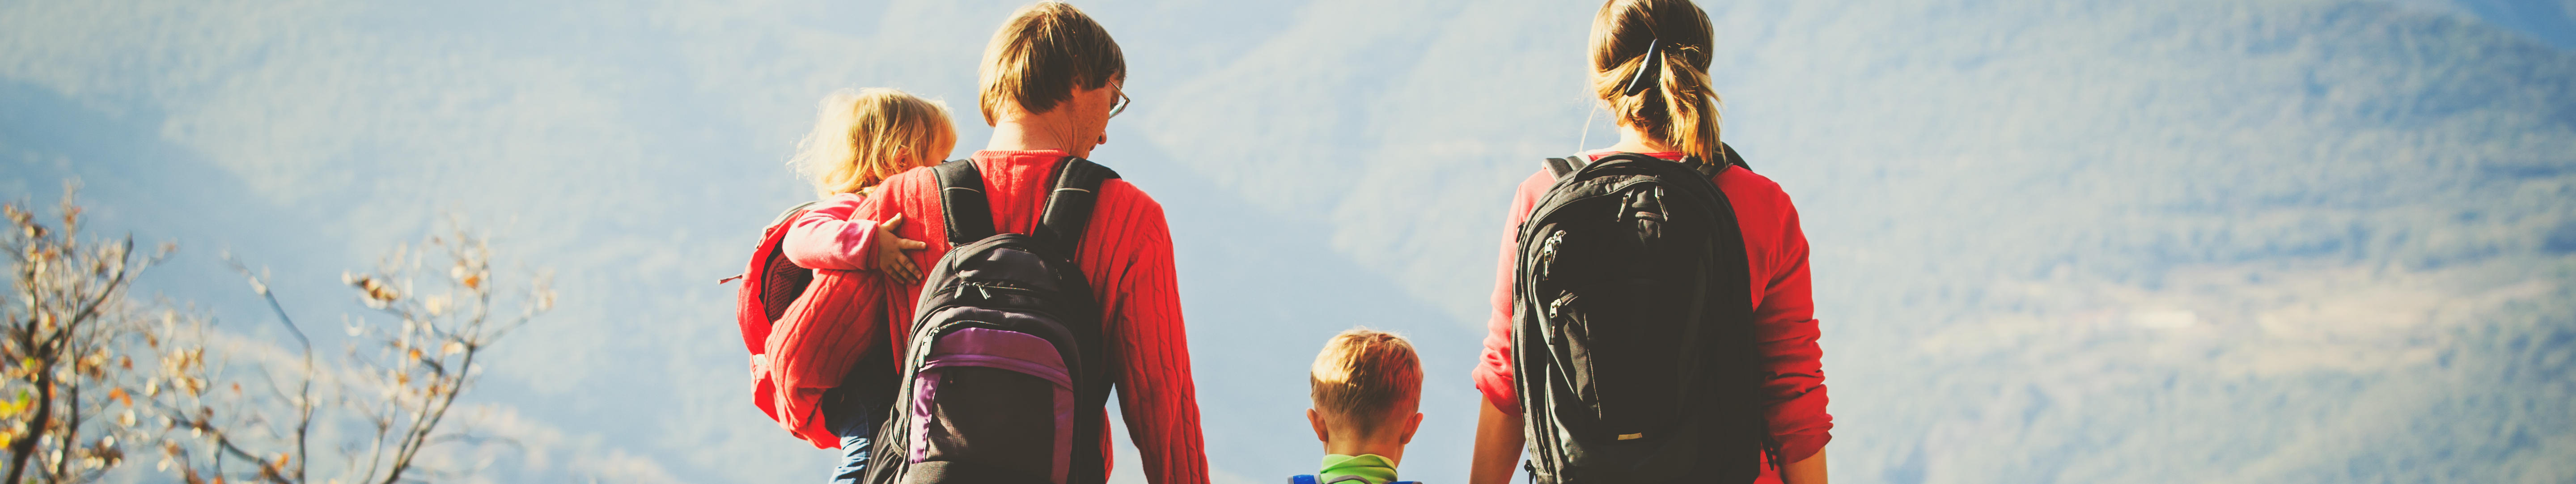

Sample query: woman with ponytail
[1466,0,1832,483]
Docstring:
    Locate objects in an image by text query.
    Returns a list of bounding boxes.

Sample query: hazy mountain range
[3,0,2569,483]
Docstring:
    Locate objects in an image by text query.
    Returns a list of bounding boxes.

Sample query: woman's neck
[1604,123,1678,154]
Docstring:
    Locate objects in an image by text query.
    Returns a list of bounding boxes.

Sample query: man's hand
[871,213,929,284]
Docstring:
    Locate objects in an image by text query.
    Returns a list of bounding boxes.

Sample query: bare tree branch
[154,215,548,484]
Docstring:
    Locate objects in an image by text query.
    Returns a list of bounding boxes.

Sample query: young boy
[1304,328,1425,484]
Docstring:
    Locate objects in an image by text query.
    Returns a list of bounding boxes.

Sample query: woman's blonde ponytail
[1656,47,1721,162]
[1590,0,1721,163]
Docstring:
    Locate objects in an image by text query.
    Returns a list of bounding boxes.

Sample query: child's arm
[781,193,875,271]
[783,193,927,283]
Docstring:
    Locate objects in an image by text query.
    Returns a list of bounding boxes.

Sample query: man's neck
[987,116,1094,157]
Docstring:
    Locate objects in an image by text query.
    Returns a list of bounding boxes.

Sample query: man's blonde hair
[1309,328,1423,435]
[792,88,955,198]
[977,1,1125,125]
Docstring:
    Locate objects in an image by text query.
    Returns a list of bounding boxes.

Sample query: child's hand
[872,213,930,284]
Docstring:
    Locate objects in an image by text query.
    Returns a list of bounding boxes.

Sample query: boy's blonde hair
[1310,328,1423,435]
[792,88,955,198]
[976,1,1125,125]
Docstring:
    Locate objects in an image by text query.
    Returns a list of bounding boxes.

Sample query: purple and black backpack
[861,157,1119,484]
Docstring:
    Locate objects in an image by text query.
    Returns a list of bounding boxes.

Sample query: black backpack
[861,157,1119,484]
[1510,144,1779,483]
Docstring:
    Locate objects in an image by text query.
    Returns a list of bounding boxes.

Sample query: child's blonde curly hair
[792,88,956,198]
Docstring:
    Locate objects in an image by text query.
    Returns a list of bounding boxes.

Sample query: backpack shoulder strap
[767,200,822,229]
[1716,142,1750,170]
[1592,151,1674,165]
[1035,157,1122,255]
[1543,154,1590,179]
[722,200,825,285]
[1566,146,1749,178]
[1677,142,1750,179]
[1686,155,1724,178]
[932,159,995,245]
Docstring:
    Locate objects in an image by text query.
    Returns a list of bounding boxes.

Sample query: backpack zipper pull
[1547,292,1578,319]
[1538,230,1567,280]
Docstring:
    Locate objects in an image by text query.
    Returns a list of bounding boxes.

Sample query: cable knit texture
[767,149,1208,484]
[1472,151,1832,483]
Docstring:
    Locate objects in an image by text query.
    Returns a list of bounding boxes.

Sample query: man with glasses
[776,2,1210,484]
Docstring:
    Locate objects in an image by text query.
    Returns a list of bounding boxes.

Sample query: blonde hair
[1591,0,1723,161]
[1309,328,1423,435]
[792,88,956,198]
[977,1,1126,125]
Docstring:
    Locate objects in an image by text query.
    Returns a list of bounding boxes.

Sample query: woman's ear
[1309,408,1332,443]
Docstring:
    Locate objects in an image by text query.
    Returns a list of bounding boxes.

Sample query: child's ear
[1396,412,1424,445]
[1308,408,1331,443]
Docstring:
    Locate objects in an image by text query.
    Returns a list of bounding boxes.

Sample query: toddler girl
[782,88,957,284]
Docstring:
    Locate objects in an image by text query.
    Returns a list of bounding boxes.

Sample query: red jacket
[764,150,1209,484]
[1472,151,1832,482]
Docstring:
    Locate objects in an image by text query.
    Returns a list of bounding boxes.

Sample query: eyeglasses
[1109,85,1131,119]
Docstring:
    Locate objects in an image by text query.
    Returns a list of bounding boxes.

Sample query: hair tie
[1621,39,1661,96]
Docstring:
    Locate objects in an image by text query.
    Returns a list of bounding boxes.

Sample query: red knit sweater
[1472,151,1832,483]
[765,150,1209,484]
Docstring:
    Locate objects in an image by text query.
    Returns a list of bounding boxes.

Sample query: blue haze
[2,0,2571,483]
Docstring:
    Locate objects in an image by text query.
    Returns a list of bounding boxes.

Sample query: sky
[2,0,2573,483]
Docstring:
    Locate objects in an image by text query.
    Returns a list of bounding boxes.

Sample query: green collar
[1318,454,1398,484]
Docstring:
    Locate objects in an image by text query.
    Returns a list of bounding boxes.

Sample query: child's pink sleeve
[783,192,881,271]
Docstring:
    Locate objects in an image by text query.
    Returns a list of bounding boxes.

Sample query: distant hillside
[3,0,2569,483]
[1138,0,2576,481]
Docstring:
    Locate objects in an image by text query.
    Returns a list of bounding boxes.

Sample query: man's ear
[1309,408,1332,443]
[1396,412,1425,445]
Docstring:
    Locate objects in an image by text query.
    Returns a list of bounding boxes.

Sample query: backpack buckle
[1625,187,1668,245]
